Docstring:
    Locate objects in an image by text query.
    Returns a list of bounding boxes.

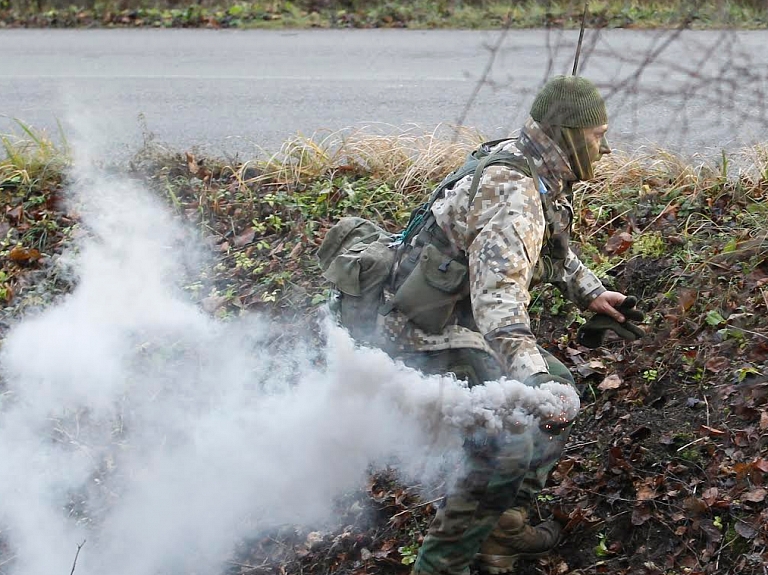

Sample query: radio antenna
[572,1,589,76]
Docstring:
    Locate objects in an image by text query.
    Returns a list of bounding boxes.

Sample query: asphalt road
[1,28,766,159]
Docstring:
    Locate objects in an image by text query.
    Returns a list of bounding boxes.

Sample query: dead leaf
[733,430,751,447]
[605,231,634,255]
[269,241,285,257]
[742,488,767,503]
[575,358,606,377]
[697,519,723,543]
[683,497,708,516]
[734,520,758,539]
[761,411,768,431]
[598,374,623,391]
[700,425,726,436]
[678,288,698,312]
[8,245,41,263]
[608,446,632,472]
[702,487,718,507]
[637,486,657,501]
[678,554,699,569]
[186,152,199,175]
[6,205,23,222]
[705,356,729,373]
[631,505,652,525]
[233,227,256,248]
[753,459,768,473]
[201,295,228,313]
[289,242,304,259]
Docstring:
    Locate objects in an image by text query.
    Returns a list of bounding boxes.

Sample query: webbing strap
[466,152,540,207]
[395,143,544,248]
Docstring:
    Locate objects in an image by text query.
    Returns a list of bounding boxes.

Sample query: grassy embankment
[2,124,768,574]
[1,0,767,29]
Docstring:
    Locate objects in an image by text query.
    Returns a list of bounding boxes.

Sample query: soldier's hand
[578,295,645,349]
[588,291,628,322]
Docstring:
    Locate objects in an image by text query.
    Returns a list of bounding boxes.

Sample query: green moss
[632,232,667,259]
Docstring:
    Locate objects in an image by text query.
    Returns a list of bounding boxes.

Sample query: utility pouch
[391,243,469,334]
[319,217,396,341]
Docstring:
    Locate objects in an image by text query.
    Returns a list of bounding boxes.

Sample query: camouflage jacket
[379,119,606,381]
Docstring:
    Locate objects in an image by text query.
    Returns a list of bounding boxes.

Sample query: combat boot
[475,507,562,574]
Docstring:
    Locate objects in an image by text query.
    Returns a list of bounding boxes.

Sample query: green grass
[0,120,70,191]
[1,0,767,29]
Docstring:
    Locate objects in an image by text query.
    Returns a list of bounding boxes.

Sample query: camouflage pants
[399,347,575,575]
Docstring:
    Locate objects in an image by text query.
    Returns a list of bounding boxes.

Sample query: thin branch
[69,540,86,575]
[389,496,444,520]
[452,11,514,140]
[565,439,598,453]
[602,0,704,103]
[676,436,707,452]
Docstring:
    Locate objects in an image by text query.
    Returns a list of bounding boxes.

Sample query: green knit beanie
[530,75,608,128]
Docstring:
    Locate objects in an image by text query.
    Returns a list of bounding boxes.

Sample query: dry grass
[578,144,768,215]
[249,124,484,193]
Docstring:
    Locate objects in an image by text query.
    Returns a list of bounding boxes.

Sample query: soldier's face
[584,124,610,164]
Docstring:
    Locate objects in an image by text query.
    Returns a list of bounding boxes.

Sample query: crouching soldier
[319,75,644,575]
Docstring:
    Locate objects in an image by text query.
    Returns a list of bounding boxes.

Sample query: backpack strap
[467,150,541,207]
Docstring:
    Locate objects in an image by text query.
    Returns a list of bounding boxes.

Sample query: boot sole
[475,551,549,575]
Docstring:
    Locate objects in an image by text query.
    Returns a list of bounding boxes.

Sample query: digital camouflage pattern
[379,120,605,575]
[381,119,605,382]
[378,118,607,575]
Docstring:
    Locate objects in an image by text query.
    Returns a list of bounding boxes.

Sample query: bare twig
[565,440,598,453]
[725,325,768,341]
[227,558,271,572]
[601,0,704,106]
[69,540,86,575]
[452,12,513,140]
[676,436,707,452]
[703,394,710,428]
[389,496,444,520]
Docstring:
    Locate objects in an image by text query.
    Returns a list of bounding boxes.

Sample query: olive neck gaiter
[541,124,595,182]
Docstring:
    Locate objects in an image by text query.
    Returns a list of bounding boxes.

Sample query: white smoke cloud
[0,146,579,575]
